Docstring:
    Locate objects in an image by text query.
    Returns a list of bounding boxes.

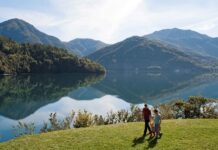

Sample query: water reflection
[57,71,218,104]
[0,74,104,120]
[92,71,218,104]
[0,95,133,142]
[2,72,218,122]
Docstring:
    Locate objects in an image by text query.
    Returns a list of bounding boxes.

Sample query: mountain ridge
[145,28,218,57]
[0,18,66,49]
[1,19,218,59]
[65,38,108,56]
[0,18,107,56]
[88,36,218,72]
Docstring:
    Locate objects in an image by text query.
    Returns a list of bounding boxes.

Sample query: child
[154,109,161,138]
[149,116,155,137]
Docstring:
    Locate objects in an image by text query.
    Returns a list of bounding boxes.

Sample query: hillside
[0,19,107,56]
[146,28,218,57]
[0,119,217,150]
[88,36,217,72]
[0,36,105,74]
[0,18,66,49]
[65,38,108,56]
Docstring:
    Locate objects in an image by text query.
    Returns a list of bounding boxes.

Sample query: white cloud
[185,17,218,37]
[1,0,218,43]
[0,7,57,27]
[140,0,218,36]
[48,0,144,43]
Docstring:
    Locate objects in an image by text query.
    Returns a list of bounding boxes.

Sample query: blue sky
[0,0,218,43]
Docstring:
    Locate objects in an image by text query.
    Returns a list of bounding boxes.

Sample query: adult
[142,104,151,137]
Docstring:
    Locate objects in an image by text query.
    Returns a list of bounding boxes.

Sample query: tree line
[0,36,105,74]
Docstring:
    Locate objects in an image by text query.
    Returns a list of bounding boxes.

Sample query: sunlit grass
[0,119,217,150]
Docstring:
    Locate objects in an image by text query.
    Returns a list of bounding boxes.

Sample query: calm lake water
[1,71,218,142]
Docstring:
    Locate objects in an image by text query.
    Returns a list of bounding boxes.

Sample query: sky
[0,0,218,43]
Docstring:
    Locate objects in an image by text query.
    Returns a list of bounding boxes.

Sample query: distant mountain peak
[0,18,107,57]
[1,18,34,28]
[88,34,214,72]
[149,28,210,40]
[124,35,143,40]
[145,28,218,57]
[66,38,108,56]
[4,18,27,22]
[69,38,102,42]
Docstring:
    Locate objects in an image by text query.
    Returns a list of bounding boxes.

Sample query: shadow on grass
[159,133,163,139]
[144,133,163,149]
[132,135,145,147]
[132,133,163,148]
[145,137,157,149]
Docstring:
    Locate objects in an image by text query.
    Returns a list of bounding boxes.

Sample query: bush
[41,111,75,132]
[128,105,143,122]
[93,115,105,125]
[158,104,174,119]
[74,110,93,128]
[157,97,217,119]
[201,103,218,118]
[12,121,35,137]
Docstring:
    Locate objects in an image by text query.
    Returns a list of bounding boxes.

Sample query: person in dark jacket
[142,104,151,137]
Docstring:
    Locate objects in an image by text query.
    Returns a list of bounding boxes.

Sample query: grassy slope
[0,119,217,150]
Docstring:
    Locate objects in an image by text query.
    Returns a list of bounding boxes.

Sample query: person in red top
[142,104,151,137]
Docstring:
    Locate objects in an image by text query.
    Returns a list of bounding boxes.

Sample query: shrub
[117,109,129,123]
[74,110,93,128]
[41,111,75,132]
[157,97,217,119]
[12,121,35,137]
[104,111,117,124]
[128,105,143,122]
[201,103,218,118]
[93,115,105,125]
[158,104,174,119]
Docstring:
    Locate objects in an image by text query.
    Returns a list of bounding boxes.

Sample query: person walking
[142,104,151,137]
[154,109,161,138]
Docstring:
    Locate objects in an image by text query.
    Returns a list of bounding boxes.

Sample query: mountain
[0,18,66,49]
[65,38,108,56]
[88,36,217,72]
[0,19,107,56]
[0,36,105,74]
[146,28,218,57]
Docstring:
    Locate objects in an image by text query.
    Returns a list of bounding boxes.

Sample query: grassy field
[0,119,217,150]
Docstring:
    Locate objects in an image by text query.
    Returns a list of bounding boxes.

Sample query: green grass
[0,119,218,150]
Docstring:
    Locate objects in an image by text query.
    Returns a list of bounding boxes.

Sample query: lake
[1,71,218,142]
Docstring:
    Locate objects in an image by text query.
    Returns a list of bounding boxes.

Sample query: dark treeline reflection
[93,71,218,104]
[1,71,218,121]
[0,74,104,120]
